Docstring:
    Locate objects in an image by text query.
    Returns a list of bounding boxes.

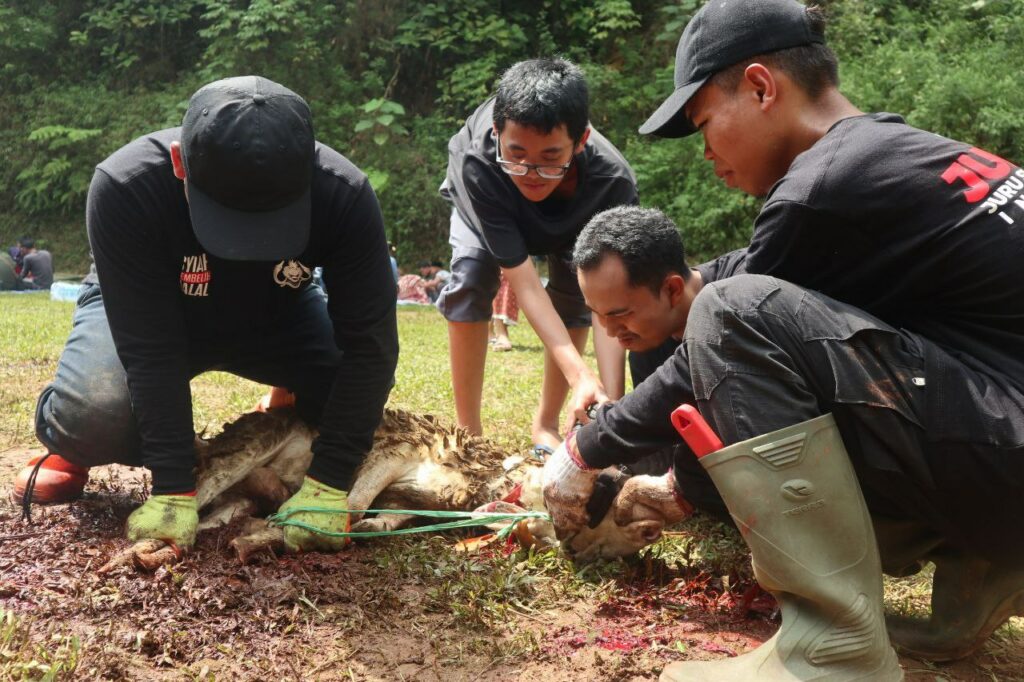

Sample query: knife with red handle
[670,404,724,458]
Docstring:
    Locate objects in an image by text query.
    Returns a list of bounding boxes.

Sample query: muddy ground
[0,445,1020,681]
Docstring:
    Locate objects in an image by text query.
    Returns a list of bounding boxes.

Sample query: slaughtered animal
[100,408,671,572]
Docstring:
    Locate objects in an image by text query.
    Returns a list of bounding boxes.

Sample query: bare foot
[531,421,561,452]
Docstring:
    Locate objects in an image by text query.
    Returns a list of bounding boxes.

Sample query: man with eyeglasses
[439,58,637,453]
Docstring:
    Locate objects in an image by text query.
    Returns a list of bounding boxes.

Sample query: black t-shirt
[88,128,398,494]
[21,250,53,289]
[440,98,639,267]
[579,113,1024,467]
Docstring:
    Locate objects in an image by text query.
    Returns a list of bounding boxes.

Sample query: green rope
[267,507,551,540]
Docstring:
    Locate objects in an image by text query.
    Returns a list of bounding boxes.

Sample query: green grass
[0,295,603,452]
[0,609,80,681]
[4,292,1022,672]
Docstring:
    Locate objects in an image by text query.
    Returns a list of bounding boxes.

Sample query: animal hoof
[350,517,389,534]
[230,519,285,564]
[98,539,178,574]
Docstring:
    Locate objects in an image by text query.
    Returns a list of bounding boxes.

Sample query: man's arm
[87,169,197,494]
[306,180,399,490]
[574,340,694,469]
[502,257,607,429]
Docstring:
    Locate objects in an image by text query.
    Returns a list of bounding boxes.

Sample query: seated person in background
[388,242,399,283]
[396,271,431,304]
[19,238,54,289]
[488,270,518,351]
[0,251,25,291]
[438,57,635,452]
[417,260,450,302]
[8,237,27,275]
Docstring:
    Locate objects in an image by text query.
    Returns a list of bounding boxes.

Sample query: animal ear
[632,519,664,545]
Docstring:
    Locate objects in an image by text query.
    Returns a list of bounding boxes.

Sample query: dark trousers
[35,283,341,468]
[681,275,1024,567]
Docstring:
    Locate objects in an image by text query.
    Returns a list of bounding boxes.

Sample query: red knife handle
[671,404,724,458]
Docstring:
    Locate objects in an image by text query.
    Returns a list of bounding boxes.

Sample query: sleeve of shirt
[87,169,197,494]
[744,199,871,297]
[453,156,530,268]
[696,248,749,283]
[575,341,694,469]
[307,180,399,491]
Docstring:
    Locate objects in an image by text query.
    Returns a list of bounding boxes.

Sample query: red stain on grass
[544,570,777,656]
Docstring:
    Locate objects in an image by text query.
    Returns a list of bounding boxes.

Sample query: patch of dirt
[0,447,1020,681]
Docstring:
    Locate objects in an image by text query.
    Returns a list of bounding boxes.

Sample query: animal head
[513,467,667,561]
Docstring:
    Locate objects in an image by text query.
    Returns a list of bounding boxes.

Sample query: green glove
[277,476,350,553]
[126,493,199,549]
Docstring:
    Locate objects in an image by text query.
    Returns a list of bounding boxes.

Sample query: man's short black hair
[573,206,690,295]
[711,6,838,99]
[417,260,431,269]
[20,238,34,249]
[494,58,589,143]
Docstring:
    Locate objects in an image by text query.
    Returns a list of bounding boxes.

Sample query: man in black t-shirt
[14,76,398,555]
[439,59,637,453]
[543,1,1024,677]
[18,239,53,290]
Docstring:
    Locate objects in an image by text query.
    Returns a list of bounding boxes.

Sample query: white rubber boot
[661,413,903,681]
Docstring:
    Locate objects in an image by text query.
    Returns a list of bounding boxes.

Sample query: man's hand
[126,494,199,549]
[562,369,609,435]
[612,472,693,527]
[277,476,350,553]
[542,434,600,539]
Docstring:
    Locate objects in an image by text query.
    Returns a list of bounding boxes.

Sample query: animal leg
[230,518,285,564]
[350,512,417,535]
[194,422,313,508]
[98,539,179,574]
[197,496,258,532]
[346,458,411,524]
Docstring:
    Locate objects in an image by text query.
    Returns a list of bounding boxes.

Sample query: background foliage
[1,0,1021,271]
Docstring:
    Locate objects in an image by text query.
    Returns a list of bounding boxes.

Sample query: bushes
[0,0,1021,272]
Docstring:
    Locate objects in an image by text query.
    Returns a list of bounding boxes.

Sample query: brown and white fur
[100,408,667,571]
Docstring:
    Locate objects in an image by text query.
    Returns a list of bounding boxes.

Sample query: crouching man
[544,1,1024,679]
[14,76,399,555]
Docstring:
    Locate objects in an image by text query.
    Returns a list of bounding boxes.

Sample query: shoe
[661,413,903,681]
[256,387,295,412]
[886,550,1024,661]
[12,454,89,504]
[492,337,512,352]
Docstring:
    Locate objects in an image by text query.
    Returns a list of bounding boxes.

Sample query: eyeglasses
[495,134,572,180]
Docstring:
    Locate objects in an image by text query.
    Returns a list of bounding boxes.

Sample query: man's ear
[169,141,186,181]
[574,127,591,155]
[664,273,687,305]
[743,63,778,112]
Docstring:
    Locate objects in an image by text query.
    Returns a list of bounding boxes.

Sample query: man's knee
[35,376,138,467]
[437,251,499,323]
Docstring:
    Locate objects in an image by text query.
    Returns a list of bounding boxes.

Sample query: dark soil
[0,447,1020,681]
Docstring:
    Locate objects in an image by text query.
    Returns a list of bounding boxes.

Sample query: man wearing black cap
[14,76,399,555]
[543,1,1024,678]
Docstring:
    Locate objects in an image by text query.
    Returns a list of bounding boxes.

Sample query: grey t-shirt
[440,98,638,268]
[21,250,53,289]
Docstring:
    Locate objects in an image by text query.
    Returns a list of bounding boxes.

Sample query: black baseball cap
[639,0,824,138]
[181,76,315,261]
